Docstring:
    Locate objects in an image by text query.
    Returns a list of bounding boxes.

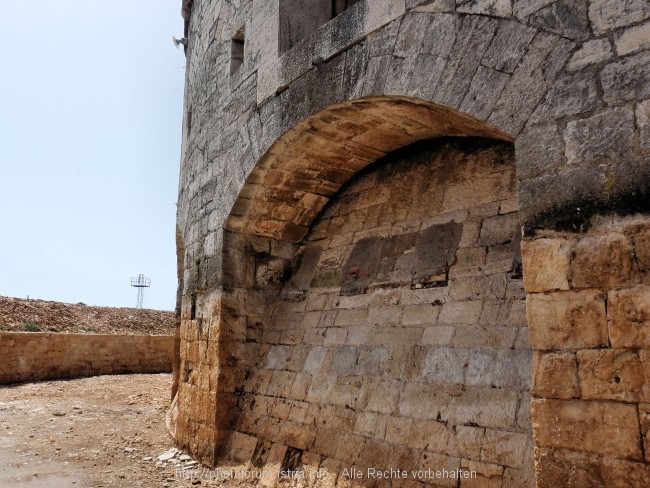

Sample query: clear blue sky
[0,2,186,310]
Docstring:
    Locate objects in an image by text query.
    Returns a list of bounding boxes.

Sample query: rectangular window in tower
[230,26,245,75]
[332,0,361,17]
[278,0,363,55]
[279,0,331,54]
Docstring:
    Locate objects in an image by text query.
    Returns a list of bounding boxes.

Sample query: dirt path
[0,374,201,487]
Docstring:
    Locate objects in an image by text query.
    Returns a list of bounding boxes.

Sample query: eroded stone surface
[570,233,635,289]
[176,1,650,485]
[616,20,650,56]
[532,399,641,459]
[527,290,607,350]
[589,0,650,35]
[608,285,650,348]
[564,107,635,167]
[577,349,646,402]
[521,238,570,292]
[566,38,612,71]
[532,352,579,399]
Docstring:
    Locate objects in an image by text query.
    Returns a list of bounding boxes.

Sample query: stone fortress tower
[172,0,650,485]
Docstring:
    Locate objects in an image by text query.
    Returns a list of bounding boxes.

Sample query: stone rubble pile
[155,447,199,469]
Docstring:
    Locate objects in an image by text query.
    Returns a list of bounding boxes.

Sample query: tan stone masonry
[0,332,173,384]
[524,216,650,486]
[175,0,650,484]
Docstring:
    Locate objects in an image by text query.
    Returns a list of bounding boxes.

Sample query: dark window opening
[230,26,245,75]
[332,0,361,17]
[279,0,362,55]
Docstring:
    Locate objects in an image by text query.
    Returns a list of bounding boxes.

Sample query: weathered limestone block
[501,466,536,488]
[522,0,590,41]
[384,416,413,446]
[532,399,642,459]
[335,432,366,463]
[439,300,484,324]
[527,290,607,349]
[600,458,650,488]
[444,388,521,430]
[480,212,519,246]
[420,325,455,345]
[532,352,580,399]
[482,20,536,74]
[616,20,650,56]
[365,377,400,414]
[564,107,635,166]
[432,15,499,109]
[577,349,646,402]
[357,438,394,469]
[571,233,635,289]
[481,429,533,468]
[499,197,519,214]
[447,424,486,459]
[452,324,517,349]
[265,345,290,370]
[393,13,435,58]
[589,0,650,35]
[514,125,563,179]
[459,459,503,487]
[512,0,554,19]
[457,0,513,18]
[534,448,605,487]
[267,370,296,398]
[402,303,440,325]
[566,38,613,71]
[488,33,574,135]
[601,52,650,104]
[450,275,508,300]
[518,166,604,233]
[521,238,570,292]
[608,285,650,347]
[441,171,508,213]
[419,14,458,59]
[418,451,461,486]
[530,71,599,123]
[459,65,510,120]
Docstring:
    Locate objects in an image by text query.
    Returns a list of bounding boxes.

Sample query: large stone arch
[226,96,512,242]
[177,93,530,482]
[175,2,650,486]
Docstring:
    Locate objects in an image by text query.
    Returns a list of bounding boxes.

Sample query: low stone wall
[0,332,174,384]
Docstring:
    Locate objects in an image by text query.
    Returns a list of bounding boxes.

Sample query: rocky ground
[0,296,175,335]
[0,374,257,488]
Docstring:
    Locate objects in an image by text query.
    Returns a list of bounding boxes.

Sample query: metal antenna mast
[130,274,151,309]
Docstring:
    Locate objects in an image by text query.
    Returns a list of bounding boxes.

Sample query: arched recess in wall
[225,97,511,241]
[214,96,532,483]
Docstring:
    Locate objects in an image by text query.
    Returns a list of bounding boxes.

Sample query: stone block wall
[523,216,650,486]
[0,332,174,384]
[213,138,534,486]
[174,0,650,485]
